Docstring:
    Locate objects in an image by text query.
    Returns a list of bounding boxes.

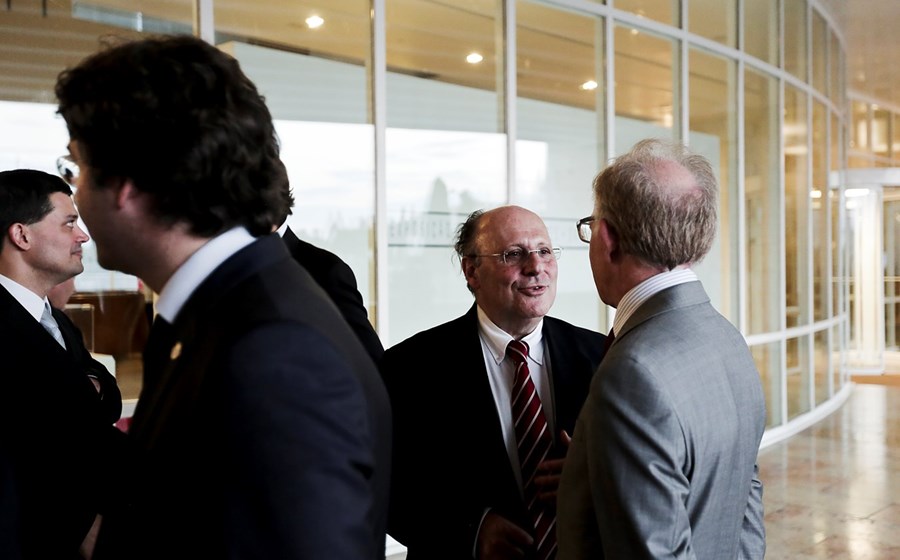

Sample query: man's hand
[476,511,533,559]
[79,514,101,559]
[534,430,572,507]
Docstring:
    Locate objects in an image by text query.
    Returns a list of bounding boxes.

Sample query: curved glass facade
[6,0,896,439]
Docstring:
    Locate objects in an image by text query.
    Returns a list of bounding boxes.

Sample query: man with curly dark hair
[56,35,391,560]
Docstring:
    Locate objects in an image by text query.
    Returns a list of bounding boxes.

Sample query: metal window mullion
[372,0,388,344]
[193,0,214,42]
[504,0,516,203]
[778,72,788,427]
[806,84,815,408]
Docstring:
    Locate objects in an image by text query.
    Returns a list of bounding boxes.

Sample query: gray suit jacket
[557,281,766,560]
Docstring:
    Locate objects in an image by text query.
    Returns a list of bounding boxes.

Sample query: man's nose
[521,250,544,274]
[75,224,90,243]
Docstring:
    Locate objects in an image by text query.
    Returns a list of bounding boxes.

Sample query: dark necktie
[143,317,176,386]
[506,340,557,560]
[602,327,615,356]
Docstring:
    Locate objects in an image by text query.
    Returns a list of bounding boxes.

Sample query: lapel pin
[170,341,183,360]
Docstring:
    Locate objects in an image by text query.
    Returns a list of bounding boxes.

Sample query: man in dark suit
[277,219,384,363]
[0,169,124,559]
[557,139,766,559]
[56,35,391,560]
[382,205,606,560]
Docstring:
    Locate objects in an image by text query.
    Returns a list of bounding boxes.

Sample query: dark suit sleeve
[318,257,385,364]
[223,323,376,560]
[283,230,385,363]
[381,329,498,557]
[0,446,22,560]
[55,309,123,423]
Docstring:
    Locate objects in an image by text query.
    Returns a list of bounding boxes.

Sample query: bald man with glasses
[381,205,607,560]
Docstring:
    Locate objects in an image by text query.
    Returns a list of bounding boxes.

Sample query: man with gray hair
[557,139,766,559]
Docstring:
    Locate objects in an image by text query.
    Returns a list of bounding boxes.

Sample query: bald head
[591,138,718,270]
[455,205,559,338]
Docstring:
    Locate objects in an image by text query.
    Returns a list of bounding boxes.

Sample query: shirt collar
[0,273,48,321]
[156,226,255,322]
[612,267,697,336]
[476,305,546,366]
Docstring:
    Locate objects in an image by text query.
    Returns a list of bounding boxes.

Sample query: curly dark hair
[55,34,292,237]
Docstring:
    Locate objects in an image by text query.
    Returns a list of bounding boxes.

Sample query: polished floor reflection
[760,382,900,559]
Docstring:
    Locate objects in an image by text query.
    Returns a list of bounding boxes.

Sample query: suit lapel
[457,305,524,499]
[0,286,68,357]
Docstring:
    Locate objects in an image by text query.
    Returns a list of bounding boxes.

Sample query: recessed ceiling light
[581,80,598,91]
[466,52,484,64]
[306,15,324,29]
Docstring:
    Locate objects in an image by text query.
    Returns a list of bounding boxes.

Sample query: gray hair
[592,138,718,269]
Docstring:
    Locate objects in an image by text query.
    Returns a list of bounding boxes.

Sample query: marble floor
[759,382,900,559]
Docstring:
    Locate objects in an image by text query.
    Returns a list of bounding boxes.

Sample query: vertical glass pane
[786,335,810,419]
[752,341,783,428]
[814,329,830,404]
[784,85,809,329]
[885,194,900,351]
[846,188,883,370]
[745,69,780,335]
[688,0,736,48]
[831,114,842,317]
[828,28,842,104]
[616,0,679,27]
[811,9,827,94]
[851,100,869,152]
[386,0,505,345]
[615,25,677,150]
[783,0,808,82]
[214,0,377,338]
[743,0,778,66]
[812,101,829,322]
[873,107,891,159]
[893,113,900,160]
[831,324,843,392]
[689,48,737,322]
[516,1,606,332]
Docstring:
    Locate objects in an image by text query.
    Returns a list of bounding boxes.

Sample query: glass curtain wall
[0,0,853,437]
[515,1,607,332]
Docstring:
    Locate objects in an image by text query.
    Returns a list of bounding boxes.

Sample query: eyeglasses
[56,155,80,186]
[576,216,595,244]
[471,246,562,266]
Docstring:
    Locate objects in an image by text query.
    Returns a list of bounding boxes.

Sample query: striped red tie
[506,340,557,560]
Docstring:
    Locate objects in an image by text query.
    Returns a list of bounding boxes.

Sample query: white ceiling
[820,0,900,109]
[2,0,899,114]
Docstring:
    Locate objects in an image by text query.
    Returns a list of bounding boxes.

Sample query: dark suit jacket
[283,227,384,363]
[56,306,123,424]
[381,304,606,559]
[93,234,392,560]
[0,285,125,560]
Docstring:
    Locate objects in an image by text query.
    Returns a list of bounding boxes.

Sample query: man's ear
[597,218,619,261]
[114,179,137,209]
[461,256,480,292]
[7,223,31,251]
